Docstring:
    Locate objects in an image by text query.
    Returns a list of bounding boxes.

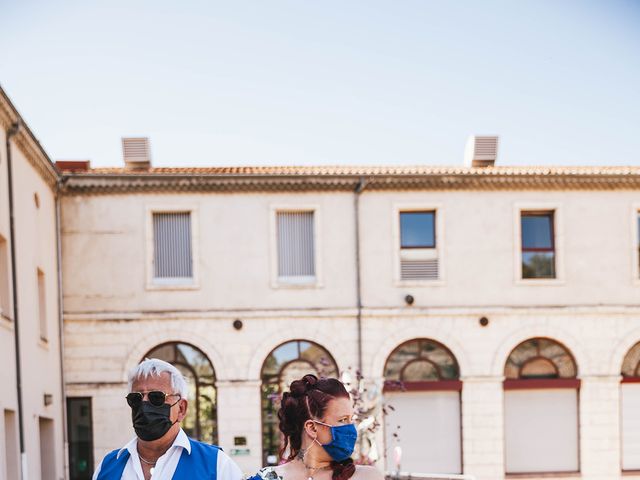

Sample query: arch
[504,337,577,380]
[143,342,218,444]
[384,338,460,384]
[259,339,339,465]
[371,324,470,380]
[122,328,228,383]
[609,324,640,377]
[246,327,349,380]
[491,324,588,377]
[621,341,640,378]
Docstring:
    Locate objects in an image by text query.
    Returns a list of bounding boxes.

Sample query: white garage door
[384,391,461,474]
[504,389,579,473]
[622,383,640,470]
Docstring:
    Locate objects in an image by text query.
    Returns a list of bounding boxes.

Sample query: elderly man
[92,358,243,480]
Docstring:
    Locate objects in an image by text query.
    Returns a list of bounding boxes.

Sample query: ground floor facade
[64,306,640,480]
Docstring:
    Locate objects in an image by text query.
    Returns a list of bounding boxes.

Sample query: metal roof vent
[122,137,151,170]
[464,135,499,167]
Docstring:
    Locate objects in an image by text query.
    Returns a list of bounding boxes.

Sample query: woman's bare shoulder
[353,465,385,480]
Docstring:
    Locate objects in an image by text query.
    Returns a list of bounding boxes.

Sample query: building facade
[58,157,640,480]
[0,88,65,480]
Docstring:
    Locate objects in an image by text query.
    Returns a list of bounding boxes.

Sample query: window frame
[513,203,564,285]
[269,204,323,289]
[393,203,445,286]
[37,267,47,343]
[145,205,200,291]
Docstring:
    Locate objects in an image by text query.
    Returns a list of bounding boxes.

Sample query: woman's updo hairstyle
[278,374,356,480]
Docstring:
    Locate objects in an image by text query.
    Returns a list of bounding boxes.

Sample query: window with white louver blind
[153,212,193,282]
[277,211,316,282]
[399,210,439,281]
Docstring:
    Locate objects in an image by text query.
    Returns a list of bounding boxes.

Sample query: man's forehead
[131,371,172,389]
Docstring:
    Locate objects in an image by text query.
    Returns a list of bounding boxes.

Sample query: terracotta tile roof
[63,165,640,176]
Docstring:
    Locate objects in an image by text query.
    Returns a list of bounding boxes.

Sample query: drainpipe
[55,181,69,480]
[354,177,367,375]
[6,119,27,480]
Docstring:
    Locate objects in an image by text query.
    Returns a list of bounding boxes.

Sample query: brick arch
[371,323,470,380]
[122,329,228,382]
[609,324,640,377]
[491,324,590,378]
[246,328,350,381]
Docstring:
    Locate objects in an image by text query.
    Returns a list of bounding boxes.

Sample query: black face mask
[131,400,179,441]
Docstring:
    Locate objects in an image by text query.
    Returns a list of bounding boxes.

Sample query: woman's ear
[303,419,317,439]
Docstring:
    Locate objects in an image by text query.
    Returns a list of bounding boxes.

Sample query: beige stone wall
[62,188,640,480]
[0,127,64,480]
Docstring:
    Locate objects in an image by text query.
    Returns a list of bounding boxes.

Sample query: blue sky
[1,0,639,168]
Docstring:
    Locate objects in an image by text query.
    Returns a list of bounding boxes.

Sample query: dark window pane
[67,398,94,480]
[400,212,435,248]
[522,252,555,279]
[622,342,640,377]
[521,214,553,249]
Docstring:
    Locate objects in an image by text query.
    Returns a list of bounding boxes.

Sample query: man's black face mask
[131,400,179,441]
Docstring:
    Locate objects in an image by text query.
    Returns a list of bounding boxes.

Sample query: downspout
[6,120,27,480]
[55,180,69,480]
[354,177,367,375]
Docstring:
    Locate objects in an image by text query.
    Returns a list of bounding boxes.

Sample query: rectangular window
[37,269,47,341]
[276,211,315,282]
[67,398,94,480]
[0,235,9,318]
[152,212,193,283]
[400,211,435,248]
[521,212,556,279]
[4,410,19,480]
[399,211,438,281]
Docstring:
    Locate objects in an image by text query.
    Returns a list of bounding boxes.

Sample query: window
[144,342,217,444]
[276,211,315,283]
[521,211,556,279]
[621,341,640,470]
[67,398,94,480]
[399,210,439,281]
[400,211,435,248]
[383,339,461,474]
[152,212,193,284]
[261,340,338,465]
[37,269,47,342]
[0,235,9,318]
[503,338,579,474]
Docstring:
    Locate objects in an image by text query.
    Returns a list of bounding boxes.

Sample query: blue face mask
[314,421,358,462]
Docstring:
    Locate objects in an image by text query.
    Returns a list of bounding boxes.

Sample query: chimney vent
[464,135,499,167]
[122,137,151,170]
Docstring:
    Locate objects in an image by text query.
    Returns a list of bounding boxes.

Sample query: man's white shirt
[92,429,243,480]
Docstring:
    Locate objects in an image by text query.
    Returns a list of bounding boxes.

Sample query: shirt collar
[117,428,191,459]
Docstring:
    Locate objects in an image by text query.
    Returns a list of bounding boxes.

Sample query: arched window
[621,341,640,470]
[144,342,217,444]
[503,338,579,474]
[260,340,338,465]
[383,339,461,474]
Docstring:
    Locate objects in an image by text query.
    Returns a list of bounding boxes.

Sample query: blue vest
[96,438,220,480]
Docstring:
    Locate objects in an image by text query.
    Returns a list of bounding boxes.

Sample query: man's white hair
[128,358,188,398]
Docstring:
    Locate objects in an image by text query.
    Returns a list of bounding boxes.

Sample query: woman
[252,374,384,480]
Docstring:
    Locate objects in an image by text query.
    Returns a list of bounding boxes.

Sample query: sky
[1,0,639,168]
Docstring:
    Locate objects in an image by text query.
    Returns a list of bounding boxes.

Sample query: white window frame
[270,205,322,289]
[145,205,200,290]
[632,204,640,286]
[393,203,445,286]
[513,202,565,286]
